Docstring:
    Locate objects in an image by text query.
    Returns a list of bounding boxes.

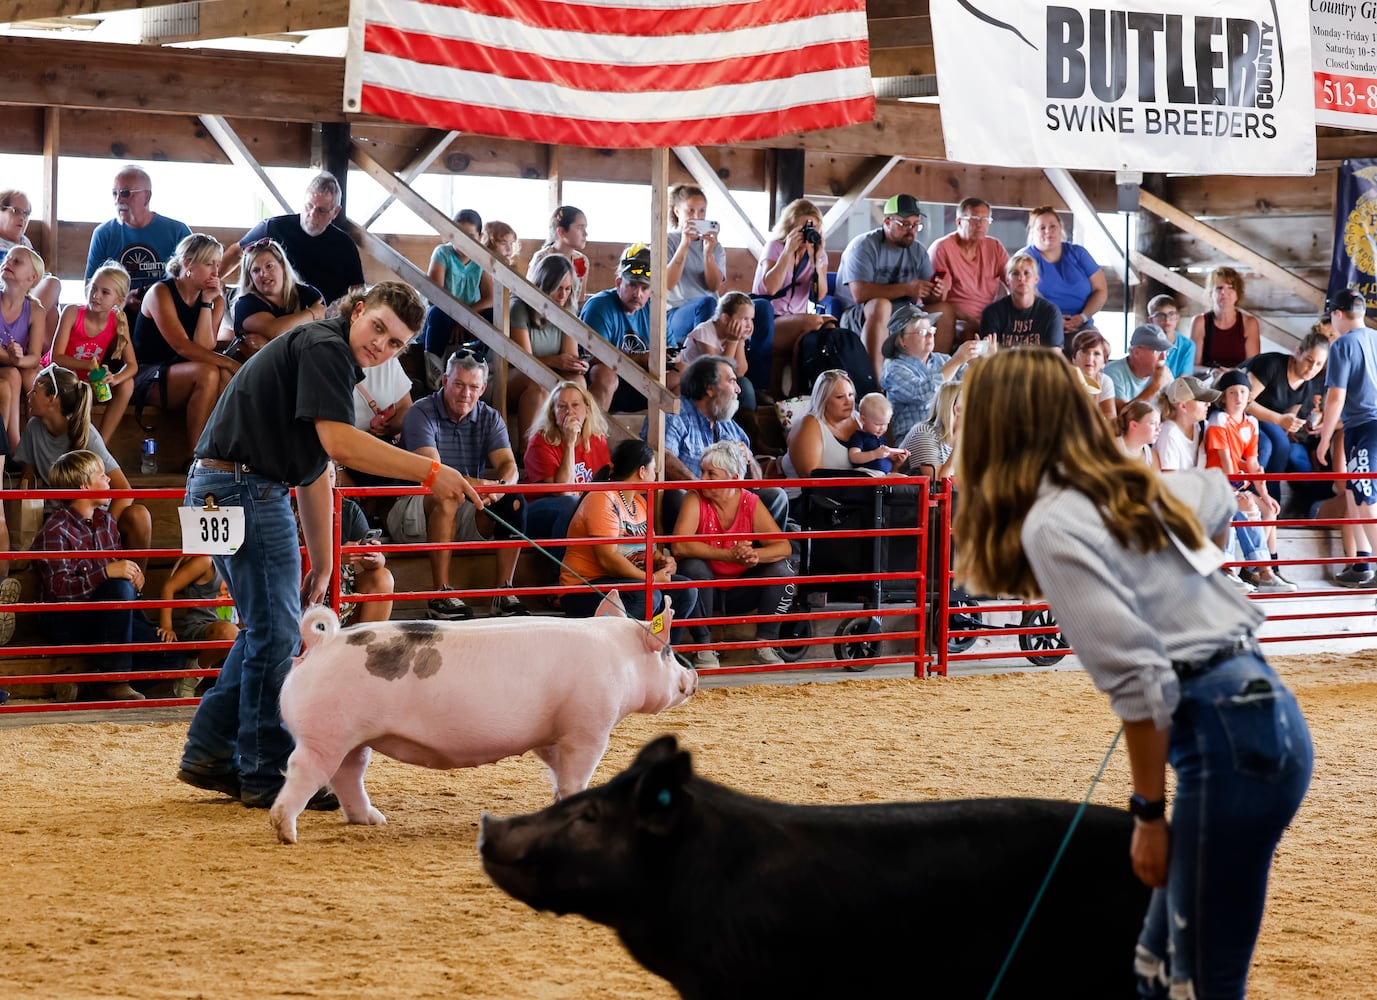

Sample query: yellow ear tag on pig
[651,613,666,634]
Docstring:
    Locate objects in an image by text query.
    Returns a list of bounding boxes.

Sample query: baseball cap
[1326,288,1366,314]
[617,243,651,285]
[1129,323,1171,351]
[1215,369,1251,392]
[1168,375,1221,405]
[881,305,943,358]
[883,194,924,219]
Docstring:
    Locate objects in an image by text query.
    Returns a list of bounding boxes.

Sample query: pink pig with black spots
[270,597,695,844]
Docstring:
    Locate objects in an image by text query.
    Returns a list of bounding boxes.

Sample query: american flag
[345,0,875,148]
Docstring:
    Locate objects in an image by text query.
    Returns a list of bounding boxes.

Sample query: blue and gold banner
[1329,158,1377,309]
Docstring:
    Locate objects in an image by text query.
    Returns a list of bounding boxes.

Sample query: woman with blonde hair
[481,220,521,268]
[231,237,325,357]
[900,378,962,482]
[133,232,240,450]
[0,245,48,449]
[955,349,1311,999]
[781,368,859,479]
[1019,206,1106,338]
[47,261,139,442]
[753,197,834,395]
[522,379,611,565]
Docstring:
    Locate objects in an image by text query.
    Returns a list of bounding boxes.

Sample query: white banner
[931,0,1316,175]
[1313,2,1377,129]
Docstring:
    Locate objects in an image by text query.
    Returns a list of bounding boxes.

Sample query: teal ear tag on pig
[651,613,665,634]
[657,789,672,807]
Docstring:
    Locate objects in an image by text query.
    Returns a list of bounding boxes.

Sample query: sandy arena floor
[0,652,1372,999]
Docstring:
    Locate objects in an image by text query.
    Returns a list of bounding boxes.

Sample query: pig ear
[633,735,680,766]
[632,749,693,835]
[644,596,674,655]
[594,591,627,618]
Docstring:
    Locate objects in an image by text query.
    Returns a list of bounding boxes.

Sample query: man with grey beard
[220,172,364,304]
[652,354,789,527]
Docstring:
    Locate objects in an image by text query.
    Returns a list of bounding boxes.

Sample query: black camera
[801,221,821,246]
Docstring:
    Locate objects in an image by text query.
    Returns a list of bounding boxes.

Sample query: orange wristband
[421,458,441,490]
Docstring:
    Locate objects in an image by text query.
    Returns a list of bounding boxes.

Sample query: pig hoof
[269,807,298,845]
[348,806,387,827]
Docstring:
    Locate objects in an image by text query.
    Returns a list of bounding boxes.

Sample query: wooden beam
[351,225,560,391]
[0,34,350,123]
[647,149,669,465]
[41,106,59,269]
[145,0,349,44]
[362,130,460,229]
[0,0,157,15]
[740,100,946,159]
[1137,190,1327,308]
[349,142,676,409]
[820,156,902,241]
[197,115,294,214]
[672,146,766,256]
[868,16,930,49]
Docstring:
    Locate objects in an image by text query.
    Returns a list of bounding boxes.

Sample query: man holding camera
[833,193,948,384]
[928,197,1009,353]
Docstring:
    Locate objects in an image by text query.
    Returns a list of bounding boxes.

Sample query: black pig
[480,735,1150,999]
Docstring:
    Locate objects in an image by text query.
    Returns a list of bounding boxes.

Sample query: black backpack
[797,319,879,397]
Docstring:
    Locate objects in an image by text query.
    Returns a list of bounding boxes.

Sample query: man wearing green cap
[833,193,948,383]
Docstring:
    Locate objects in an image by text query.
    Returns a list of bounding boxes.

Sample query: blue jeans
[525,495,580,572]
[666,294,776,395]
[1256,420,1311,503]
[179,468,302,803]
[38,577,178,674]
[1135,652,1312,999]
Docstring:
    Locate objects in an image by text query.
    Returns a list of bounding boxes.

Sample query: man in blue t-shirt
[1317,289,1377,585]
[86,164,191,302]
[833,194,949,384]
[218,172,365,306]
[579,243,655,413]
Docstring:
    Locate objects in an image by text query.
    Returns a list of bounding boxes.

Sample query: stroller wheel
[947,596,984,654]
[1018,607,1070,666]
[835,616,881,671]
[774,616,812,663]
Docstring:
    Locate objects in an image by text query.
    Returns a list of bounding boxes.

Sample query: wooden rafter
[1137,190,1327,308]
[142,0,349,44]
[672,146,766,256]
[820,156,902,241]
[350,142,676,409]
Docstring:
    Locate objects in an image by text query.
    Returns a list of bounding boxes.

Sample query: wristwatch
[1128,793,1167,821]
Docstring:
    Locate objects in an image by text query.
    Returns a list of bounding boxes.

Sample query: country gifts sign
[930,0,1316,175]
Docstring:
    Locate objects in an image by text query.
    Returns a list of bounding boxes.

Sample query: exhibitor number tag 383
[178,497,244,555]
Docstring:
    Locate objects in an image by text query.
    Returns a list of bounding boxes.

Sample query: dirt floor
[1,652,1372,1000]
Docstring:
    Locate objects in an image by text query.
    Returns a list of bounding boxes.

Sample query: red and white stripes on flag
[344,0,875,148]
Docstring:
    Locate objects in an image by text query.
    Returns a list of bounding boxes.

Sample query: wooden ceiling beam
[145,0,350,44]
[740,100,946,159]
[0,34,350,122]
[0,0,157,16]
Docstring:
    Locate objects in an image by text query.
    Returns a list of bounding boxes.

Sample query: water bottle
[89,365,112,403]
[141,437,157,475]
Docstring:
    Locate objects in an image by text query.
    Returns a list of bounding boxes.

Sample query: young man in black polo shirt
[176,281,478,810]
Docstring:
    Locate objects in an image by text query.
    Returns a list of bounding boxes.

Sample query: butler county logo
[953,1,1286,140]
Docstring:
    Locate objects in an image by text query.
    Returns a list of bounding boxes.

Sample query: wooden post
[314,122,352,212]
[647,149,669,485]
[41,106,59,273]
[547,144,564,216]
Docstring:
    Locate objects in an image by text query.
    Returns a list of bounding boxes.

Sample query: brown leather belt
[194,458,254,474]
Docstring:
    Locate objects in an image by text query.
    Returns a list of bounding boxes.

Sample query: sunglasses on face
[112,188,148,199]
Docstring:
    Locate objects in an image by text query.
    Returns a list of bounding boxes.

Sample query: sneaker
[172,675,200,699]
[428,593,475,620]
[754,646,785,665]
[693,649,720,668]
[0,575,19,646]
[491,594,531,617]
[177,767,240,799]
[1334,566,1375,588]
[1223,571,1256,594]
[1254,575,1298,594]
